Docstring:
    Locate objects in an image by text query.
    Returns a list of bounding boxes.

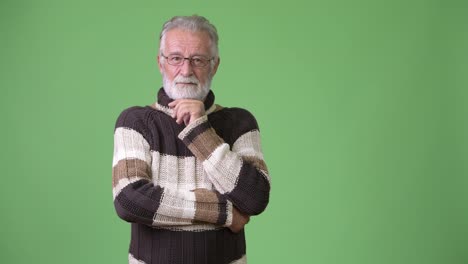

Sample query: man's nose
[180,58,194,76]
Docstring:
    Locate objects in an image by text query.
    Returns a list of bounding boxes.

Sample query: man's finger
[184,115,190,125]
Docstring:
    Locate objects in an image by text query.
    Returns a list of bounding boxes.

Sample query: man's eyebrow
[166,52,210,57]
[166,52,183,56]
[191,53,210,57]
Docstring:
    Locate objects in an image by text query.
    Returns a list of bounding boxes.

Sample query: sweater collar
[153,87,217,116]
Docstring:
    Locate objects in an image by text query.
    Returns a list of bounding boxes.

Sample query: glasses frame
[160,53,214,68]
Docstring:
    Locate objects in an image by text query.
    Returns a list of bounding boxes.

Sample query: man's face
[158,29,219,100]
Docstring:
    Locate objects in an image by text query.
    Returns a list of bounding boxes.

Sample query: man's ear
[157,55,163,74]
[211,57,220,77]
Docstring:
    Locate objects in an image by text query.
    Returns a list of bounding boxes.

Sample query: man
[112,15,271,264]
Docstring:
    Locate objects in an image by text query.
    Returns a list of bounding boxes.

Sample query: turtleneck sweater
[112,88,271,264]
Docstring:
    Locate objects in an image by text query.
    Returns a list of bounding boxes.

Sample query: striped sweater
[112,88,271,264]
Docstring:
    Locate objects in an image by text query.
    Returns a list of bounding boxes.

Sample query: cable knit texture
[112,88,271,264]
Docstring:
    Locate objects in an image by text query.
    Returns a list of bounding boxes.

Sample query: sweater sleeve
[112,108,233,227]
[178,110,271,216]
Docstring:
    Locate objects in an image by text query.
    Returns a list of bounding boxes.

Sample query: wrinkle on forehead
[162,29,213,57]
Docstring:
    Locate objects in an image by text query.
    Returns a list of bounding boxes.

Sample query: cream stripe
[157,151,180,188]
[260,169,271,184]
[154,189,197,225]
[232,130,264,159]
[153,223,222,231]
[203,143,243,194]
[128,253,146,264]
[153,103,172,116]
[225,200,233,227]
[115,148,212,192]
[113,127,151,166]
[152,152,212,190]
[152,214,193,226]
[205,103,217,115]
[150,150,161,182]
[232,130,271,183]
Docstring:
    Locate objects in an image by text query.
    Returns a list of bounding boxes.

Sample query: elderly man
[112,15,271,264]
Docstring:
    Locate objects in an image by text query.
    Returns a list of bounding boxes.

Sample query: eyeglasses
[161,53,214,68]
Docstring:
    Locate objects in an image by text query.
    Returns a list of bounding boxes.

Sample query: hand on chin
[168,99,205,126]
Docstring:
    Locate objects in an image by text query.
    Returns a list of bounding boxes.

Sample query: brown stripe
[112,159,151,187]
[186,128,223,161]
[193,189,221,224]
[243,156,269,173]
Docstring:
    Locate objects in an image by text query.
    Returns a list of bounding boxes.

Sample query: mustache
[173,76,200,85]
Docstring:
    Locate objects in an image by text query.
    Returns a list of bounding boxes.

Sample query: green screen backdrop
[1,0,467,263]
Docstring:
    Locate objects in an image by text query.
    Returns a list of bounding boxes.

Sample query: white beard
[162,74,212,100]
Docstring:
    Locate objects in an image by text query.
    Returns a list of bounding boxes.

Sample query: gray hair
[159,15,219,58]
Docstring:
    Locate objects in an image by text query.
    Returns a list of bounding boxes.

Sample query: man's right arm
[112,120,230,228]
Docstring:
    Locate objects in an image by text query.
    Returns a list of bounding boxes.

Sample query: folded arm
[178,111,271,216]
[112,124,233,227]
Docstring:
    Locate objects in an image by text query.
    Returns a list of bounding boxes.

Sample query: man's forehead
[163,29,212,54]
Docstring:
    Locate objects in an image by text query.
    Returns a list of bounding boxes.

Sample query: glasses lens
[168,55,183,66]
[191,57,206,67]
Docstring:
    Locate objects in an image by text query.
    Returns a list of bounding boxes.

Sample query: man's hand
[229,206,250,233]
[168,99,205,125]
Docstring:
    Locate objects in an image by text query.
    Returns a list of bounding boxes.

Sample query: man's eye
[170,56,183,62]
[192,58,203,64]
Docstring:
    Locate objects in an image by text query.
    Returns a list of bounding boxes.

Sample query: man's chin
[163,83,210,101]
[175,83,198,89]
[170,91,203,100]
[173,89,200,99]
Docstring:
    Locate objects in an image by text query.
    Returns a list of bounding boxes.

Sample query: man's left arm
[178,111,271,216]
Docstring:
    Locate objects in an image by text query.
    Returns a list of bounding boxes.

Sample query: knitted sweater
[112,88,271,264]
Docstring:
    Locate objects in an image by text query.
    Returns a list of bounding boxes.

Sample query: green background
[1,0,467,263]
